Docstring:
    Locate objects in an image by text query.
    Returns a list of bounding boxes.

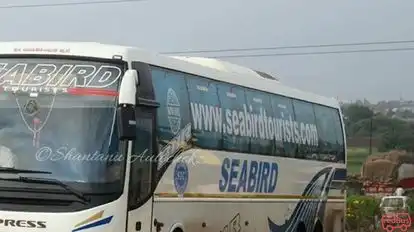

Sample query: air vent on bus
[254,70,279,81]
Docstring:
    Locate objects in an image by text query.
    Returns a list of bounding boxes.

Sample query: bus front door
[127,108,157,232]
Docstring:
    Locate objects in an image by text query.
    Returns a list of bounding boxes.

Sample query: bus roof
[0,41,340,108]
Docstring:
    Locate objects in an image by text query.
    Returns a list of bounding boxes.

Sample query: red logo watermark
[381,213,412,232]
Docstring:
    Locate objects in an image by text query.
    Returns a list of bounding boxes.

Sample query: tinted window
[186,75,222,149]
[217,83,249,152]
[151,67,190,146]
[244,89,273,155]
[150,68,345,163]
[332,109,345,162]
[313,104,339,162]
[130,111,154,204]
[270,95,296,158]
[292,100,319,159]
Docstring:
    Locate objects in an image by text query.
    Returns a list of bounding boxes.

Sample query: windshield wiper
[0,167,51,174]
[0,175,90,203]
[18,176,90,203]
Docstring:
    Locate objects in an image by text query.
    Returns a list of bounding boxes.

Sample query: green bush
[407,195,414,213]
[346,195,380,231]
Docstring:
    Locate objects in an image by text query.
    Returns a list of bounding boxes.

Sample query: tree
[343,102,414,151]
[379,127,414,152]
[342,104,374,124]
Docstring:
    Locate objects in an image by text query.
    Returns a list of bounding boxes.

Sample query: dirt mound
[362,150,414,182]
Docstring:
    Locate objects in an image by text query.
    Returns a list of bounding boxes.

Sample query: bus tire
[297,222,306,232]
[169,222,184,232]
[313,220,323,232]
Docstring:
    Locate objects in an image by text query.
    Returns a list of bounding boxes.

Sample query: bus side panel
[152,149,345,232]
[323,167,346,232]
[127,199,153,232]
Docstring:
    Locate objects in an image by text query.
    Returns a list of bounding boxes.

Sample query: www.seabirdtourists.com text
[190,103,318,146]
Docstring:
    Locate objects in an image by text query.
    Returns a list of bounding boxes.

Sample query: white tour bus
[0,42,346,232]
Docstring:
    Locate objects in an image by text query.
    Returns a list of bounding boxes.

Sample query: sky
[1,0,414,102]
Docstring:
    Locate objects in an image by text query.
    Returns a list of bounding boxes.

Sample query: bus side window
[292,100,318,159]
[217,83,249,152]
[186,75,221,149]
[313,105,339,162]
[270,95,296,158]
[244,89,273,155]
[331,109,345,163]
[150,67,190,149]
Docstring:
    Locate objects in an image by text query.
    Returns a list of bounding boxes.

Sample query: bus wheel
[313,221,323,232]
[297,222,306,232]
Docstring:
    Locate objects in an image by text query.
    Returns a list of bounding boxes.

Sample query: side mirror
[118,69,138,141]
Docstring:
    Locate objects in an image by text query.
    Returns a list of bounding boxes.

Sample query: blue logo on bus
[219,158,278,193]
[174,161,189,196]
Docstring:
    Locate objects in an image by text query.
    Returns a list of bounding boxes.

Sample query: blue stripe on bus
[268,167,335,232]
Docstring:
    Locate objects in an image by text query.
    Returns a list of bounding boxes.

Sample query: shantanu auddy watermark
[35,146,200,165]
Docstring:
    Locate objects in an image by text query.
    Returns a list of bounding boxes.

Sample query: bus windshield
[0,58,124,193]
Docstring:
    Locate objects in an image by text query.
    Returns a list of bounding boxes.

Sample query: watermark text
[35,146,200,165]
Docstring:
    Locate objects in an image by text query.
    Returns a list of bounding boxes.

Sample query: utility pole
[369,115,373,155]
